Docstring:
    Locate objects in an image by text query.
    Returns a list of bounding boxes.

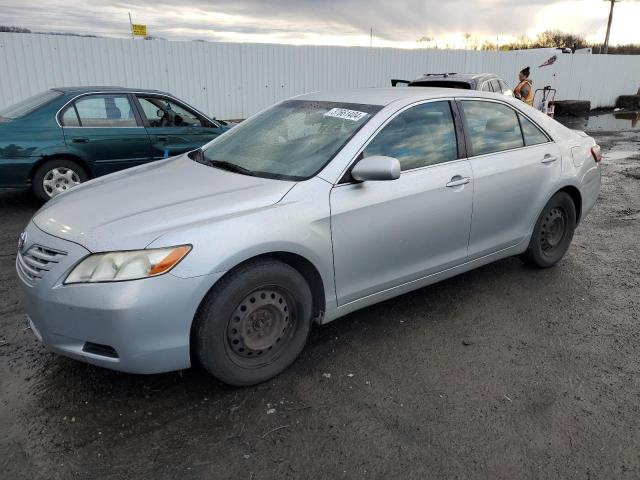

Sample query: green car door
[134,94,225,159]
[60,93,152,176]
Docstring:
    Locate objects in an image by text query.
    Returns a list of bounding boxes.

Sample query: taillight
[591,145,602,163]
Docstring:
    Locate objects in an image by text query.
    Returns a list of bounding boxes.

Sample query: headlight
[64,245,191,284]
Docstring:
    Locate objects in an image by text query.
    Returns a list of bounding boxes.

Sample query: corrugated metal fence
[1,32,639,118]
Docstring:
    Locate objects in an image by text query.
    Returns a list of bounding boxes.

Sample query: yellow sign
[131,24,147,37]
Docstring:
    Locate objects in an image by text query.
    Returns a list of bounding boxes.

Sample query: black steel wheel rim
[226,287,297,366]
[540,206,567,254]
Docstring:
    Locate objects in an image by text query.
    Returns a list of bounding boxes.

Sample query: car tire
[520,192,577,268]
[32,159,88,201]
[194,259,313,386]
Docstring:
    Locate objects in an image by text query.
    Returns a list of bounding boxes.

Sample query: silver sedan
[16,88,601,386]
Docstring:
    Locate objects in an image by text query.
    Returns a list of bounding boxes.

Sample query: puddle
[613,207,640,220]
[621,168,640,180]
[604,150,639,161]
[557,111,640,132]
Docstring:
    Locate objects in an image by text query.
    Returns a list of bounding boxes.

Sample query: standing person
[514,66,534,106]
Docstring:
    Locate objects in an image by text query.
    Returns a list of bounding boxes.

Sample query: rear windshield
[0,90,62,119]
[410,81,472,89]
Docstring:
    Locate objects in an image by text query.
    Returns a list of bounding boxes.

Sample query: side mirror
[351,155,401,182]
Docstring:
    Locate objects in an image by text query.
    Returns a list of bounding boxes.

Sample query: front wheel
[194,259,313,386]
[520,192,577,268]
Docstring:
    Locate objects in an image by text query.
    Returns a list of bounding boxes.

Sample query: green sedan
[0,87,232,200]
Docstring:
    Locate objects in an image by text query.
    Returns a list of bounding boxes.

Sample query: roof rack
[424,73,458,77]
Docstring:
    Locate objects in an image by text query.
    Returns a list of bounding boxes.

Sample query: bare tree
[0,25,31,33]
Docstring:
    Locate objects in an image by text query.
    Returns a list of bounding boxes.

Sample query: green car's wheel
[32,159,88,201]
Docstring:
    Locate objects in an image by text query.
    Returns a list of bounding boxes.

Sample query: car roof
[294,87,493,106]
[51,86,169,95]
[412,73,497,82]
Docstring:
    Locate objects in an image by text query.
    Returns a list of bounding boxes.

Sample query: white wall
[1,33,639,118]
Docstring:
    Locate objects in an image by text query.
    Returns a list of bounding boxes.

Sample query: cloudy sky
[1,0,638,48]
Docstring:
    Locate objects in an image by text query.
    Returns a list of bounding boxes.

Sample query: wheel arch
[557,185,582,224]
[188,251,327,366]
[29,153,92,181]
[213,252,325,320]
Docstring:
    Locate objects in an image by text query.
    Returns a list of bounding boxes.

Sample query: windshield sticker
[323,108,368,121]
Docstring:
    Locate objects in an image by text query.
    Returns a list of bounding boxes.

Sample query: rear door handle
[156,136,168,142]
[446,176,471,188]
[541,154,558,164]
[72,137,89,143]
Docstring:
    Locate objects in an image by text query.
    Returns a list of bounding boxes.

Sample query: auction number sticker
[323,108,368,121]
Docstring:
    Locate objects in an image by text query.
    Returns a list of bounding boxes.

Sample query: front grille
[17,245,67,285]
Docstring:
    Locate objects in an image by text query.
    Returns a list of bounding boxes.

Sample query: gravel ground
[1,118,639,479]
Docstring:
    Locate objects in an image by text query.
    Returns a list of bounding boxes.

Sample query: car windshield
[0,90,62,119]
[200,100,382,180]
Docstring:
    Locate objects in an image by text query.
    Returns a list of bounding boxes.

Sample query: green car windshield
[200,100,382,180]
[0,90,63,119]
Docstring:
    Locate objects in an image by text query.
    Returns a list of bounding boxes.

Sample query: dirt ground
[1,115,639,479]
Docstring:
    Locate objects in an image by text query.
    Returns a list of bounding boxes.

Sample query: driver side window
[137,96,204,127]
[363,101,458,171]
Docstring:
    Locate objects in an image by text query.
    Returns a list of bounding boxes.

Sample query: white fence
[1,32,639,118]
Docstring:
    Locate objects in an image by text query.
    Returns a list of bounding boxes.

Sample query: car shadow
[28,253,545,397]
[0,184,570,457]
[10,202,578,473]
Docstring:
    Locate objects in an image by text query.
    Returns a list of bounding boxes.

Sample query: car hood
[32,154,296,252]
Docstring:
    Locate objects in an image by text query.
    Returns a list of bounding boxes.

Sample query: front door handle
[541,154,558,164]
[156,136,168,142]
[72,137,89,143]
[446,176,471,188]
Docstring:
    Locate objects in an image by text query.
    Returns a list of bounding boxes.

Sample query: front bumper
[16,222,224,374]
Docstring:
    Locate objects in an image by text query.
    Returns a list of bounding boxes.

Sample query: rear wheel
[520,192,576,268]
[194,259,313,386]
[32,159,88,201]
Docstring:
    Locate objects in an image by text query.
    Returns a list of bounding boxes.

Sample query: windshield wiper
[190,150,256,177]
[207,160,257,176]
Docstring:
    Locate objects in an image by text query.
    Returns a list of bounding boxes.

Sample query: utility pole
[602,0,618,54]
[370,28,373,48]
[128,12,134,39]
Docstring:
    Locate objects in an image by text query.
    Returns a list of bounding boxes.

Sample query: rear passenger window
[519,114,549,146]
[461,100,524,156]
[72,95,137,127]
[363,101,458,171]
[61,107,80,127]
[499,80,511,94]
